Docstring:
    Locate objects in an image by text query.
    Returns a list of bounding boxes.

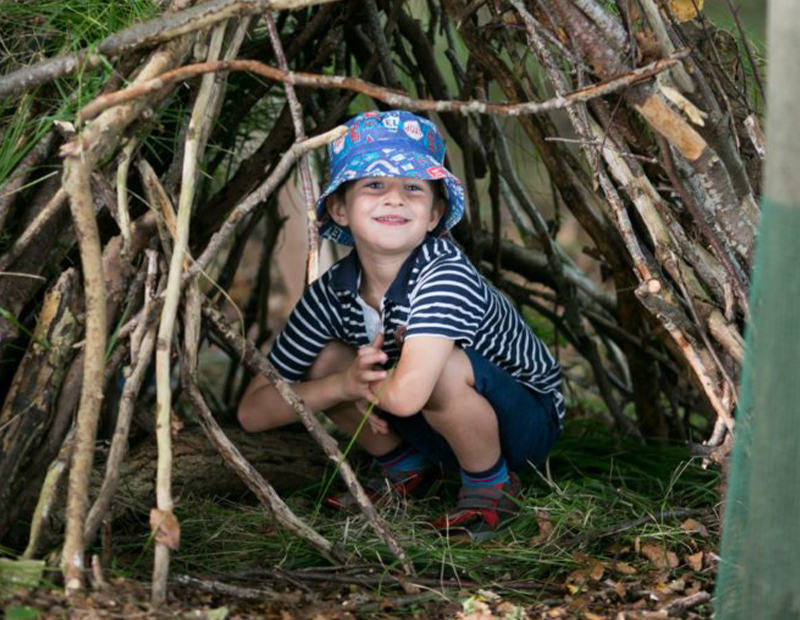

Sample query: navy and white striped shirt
[269,236,565,425]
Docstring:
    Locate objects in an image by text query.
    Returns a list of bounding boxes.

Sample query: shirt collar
[329,236,432,304]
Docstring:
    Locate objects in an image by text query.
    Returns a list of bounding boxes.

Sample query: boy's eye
[405,184,422,192]
[364,180,383,189]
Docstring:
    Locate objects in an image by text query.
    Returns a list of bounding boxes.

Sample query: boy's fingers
[361,389,380,405]
[360,370,387,383]
[358,351,387,367]
[371,332,384,349]
[368,417,389,434]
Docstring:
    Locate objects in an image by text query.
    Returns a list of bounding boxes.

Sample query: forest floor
[2,421,721,619]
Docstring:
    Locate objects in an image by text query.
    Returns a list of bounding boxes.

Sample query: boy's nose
[382,186,405,206]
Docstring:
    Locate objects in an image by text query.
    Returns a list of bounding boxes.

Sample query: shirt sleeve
[267,274,341,382]
[404,256,487,346]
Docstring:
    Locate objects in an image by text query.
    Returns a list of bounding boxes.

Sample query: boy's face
[327,177,444,255]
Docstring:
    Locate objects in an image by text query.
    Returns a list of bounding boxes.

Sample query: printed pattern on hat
[316,110,466,246]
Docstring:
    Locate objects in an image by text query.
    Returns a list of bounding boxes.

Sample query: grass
[0,0,159,188]
[107,419,719,604]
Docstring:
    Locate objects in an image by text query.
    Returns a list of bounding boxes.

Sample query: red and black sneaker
[324,468,441,511]
[432,473,522,542]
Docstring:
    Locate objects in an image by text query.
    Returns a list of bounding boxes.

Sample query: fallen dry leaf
[532,511,555,545]
[589,561,605,582]
[681,518,709,538]
[458,598,497,620]
[585,612,605,620]
[640,544,678,569]
[567,568,588,586]
[614,562,637,575]
[149,508,180,550]
[668,0,703,21]
[686,551,704,572]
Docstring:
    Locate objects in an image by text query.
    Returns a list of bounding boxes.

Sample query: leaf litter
[2,423,719,619]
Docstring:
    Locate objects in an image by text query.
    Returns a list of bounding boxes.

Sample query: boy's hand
[355,399,391,435]
[339,333,387,405]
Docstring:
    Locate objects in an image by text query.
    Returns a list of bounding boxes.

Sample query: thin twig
[115,138,139,260]
[261,10,319,283]
[173,574,300,603]
[151,22,226,604]
[181,376,345,563]
[202,303,417,582]
[84,313,158,547]
[0,189,68,273]
[22,428,76,560]
[187,126,345,280]
[77,53,688,123]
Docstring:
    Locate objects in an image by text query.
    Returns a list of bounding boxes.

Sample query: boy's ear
[326,193,349,227]
[427,198,446,232]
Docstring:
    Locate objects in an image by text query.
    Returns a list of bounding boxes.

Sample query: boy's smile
[328,177,444,255]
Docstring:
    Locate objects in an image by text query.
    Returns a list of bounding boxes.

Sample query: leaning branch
[187,126,346,279]
[0,0,341,99]
[202,303,417,583]
[78,53,689,123]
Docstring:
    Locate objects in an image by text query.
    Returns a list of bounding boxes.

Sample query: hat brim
[315,149,466,246]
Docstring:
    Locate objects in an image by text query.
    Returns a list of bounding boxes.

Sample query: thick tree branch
[0,0,342,99]
[77,53,688,122]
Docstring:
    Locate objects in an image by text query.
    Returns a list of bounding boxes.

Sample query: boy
[239,110,563,541]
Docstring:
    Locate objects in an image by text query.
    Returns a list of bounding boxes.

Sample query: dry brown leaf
[567,568,588,586]
[641,544,678,569]
[589,561,606,582]
[668,0,703,21]
[458,599,497,620]
[667,551,679,568]
[614,562,637,575]
[613,581,627,599]
[497,602,528,619]
[585,613,606,620]
[149,508,180,550]
[685,580,702,596]
[547,608,567,619]
[170,411,185,436]
[686,551,704,572]
[681,518,709,537]
[532,511,555,545]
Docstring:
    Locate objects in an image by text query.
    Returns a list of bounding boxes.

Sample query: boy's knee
[306,341,355,381]
[425,347,475,411]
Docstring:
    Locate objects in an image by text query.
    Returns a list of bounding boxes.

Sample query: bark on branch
[0,0,342,99]
[77,53,688,123]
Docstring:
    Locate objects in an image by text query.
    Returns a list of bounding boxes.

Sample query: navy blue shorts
[385,348,562,472]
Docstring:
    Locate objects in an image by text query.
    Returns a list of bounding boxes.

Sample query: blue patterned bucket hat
[316,110,466,246]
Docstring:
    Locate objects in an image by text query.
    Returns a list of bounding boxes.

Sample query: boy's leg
[420,348,502,472]
[417,347,560,540]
